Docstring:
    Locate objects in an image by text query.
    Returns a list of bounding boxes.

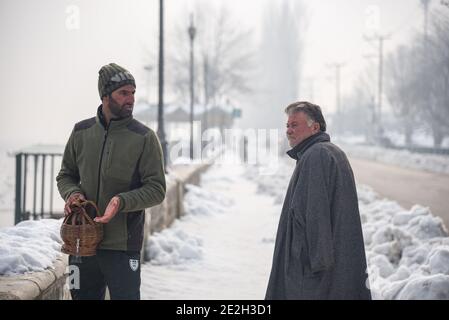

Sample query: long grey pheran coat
[265,132,371,300]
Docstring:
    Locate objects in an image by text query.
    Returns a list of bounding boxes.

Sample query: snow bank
[146,225,203,266]
[359,185,449,299]
[340,143,449,175]
[332,134,449,175]
[183,184,234,216]
[0,219,62,276]
[146,183,233,266]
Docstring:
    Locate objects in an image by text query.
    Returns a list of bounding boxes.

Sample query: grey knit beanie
[98,63,136,99]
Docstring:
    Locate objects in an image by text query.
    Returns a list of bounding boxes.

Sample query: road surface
[349,157,449,230]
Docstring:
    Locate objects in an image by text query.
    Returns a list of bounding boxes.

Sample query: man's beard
[109,96,133,119]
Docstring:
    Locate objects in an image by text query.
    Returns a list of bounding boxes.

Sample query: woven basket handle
[81,200,101,225]
[63,199,101,225]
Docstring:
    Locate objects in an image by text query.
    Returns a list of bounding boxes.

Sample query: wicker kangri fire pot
[60,200,103,256]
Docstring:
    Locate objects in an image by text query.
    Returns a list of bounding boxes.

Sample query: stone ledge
[0,274,44,300]
[0,255,69,300]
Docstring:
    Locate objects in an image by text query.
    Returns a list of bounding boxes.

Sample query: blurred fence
[387,145,449,156]
[14,146,64,224]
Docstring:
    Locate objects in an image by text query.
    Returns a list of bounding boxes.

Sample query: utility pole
[328,63,345,115]
[421,0,431,42]
[203,54,209,132]
[188,14,197,160]
[362,54,378,130]
[327,63,345,135]
[157,0,168,167]
[364,34,390,127]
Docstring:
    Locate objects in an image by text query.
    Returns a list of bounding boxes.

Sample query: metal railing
[387,145,449,156]
[15,151,64,224]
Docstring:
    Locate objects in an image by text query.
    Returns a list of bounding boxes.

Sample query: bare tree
[339,86,373,137]
[167,3,255,107]
[248,0,307,130]
[425,11,449,146]
[385,44,422,146]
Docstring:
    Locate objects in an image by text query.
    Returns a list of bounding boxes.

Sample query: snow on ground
[0,143,448,299]
[358,185,449,299]
[143,155,449,299]
[339,142,449,176]
[333,134,449,175]
[141,159,279,299]
[0,143,66,276]
[0,219,62,276]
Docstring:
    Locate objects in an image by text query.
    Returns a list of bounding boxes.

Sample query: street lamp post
[158,0,168,168]
[421,0,431,42]
[203,54,209,133]
[188,14,196,160]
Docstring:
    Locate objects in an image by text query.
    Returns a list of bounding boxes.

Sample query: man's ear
[313,122,320,133]
[102,95,109,106]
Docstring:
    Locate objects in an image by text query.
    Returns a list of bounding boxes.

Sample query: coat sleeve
[56,128,84,201]
[116,130,166,212]
[291,148,335,274]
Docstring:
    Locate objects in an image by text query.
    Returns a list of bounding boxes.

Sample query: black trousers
[68,249,141,300]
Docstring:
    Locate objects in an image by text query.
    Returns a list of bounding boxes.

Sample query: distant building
[133,99,237,142]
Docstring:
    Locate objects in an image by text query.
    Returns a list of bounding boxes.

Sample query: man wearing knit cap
[57,63,166,300]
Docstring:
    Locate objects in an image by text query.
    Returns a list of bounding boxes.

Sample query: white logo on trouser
[129,259,139,271]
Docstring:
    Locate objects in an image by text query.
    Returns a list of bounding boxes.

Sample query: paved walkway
[141,163,279,299]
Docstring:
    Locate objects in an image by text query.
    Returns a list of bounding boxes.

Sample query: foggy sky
[0,0,429,148]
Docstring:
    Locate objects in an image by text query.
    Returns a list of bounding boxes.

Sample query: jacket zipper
[95,124,110,205]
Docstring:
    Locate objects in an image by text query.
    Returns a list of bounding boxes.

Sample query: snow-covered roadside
[331,134,449,176]
[141,161,279,299]
[0,219,62,276]
[246,159,449,300]
[359,185,449,299]
[338,142,449,176]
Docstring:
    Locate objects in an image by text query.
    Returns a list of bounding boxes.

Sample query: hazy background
[0,0,433,148]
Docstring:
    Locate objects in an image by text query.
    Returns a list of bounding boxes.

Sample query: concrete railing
[0,163,210,300]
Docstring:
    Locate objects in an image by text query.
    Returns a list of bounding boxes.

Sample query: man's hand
[94,196,121,224]
[64,192,86,216]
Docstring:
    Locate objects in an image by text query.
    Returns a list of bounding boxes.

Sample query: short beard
[109,95,133,119]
